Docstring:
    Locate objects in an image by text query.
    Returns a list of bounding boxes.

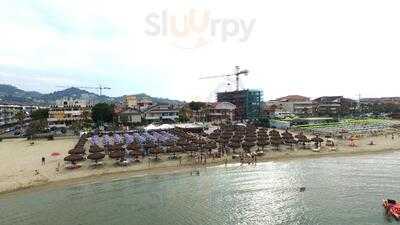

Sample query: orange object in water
[383,199,400,220]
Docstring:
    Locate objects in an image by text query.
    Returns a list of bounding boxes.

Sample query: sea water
[1,152,400,225]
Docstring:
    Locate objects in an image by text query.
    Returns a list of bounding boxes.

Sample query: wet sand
[0,134,399,194]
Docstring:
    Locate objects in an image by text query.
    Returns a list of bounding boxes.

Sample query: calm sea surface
[1,152,400,225]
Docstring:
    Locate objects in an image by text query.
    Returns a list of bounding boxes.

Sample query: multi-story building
[0,105,24,127]
[143,104,179,122]
[313,96,356,116]
[137,98,154,110]
[123,95,138,109]
[206,102,236,124]
[47,98,93,128]
[117,109,142,124]
[217,89,262,121]
[266,95,314,116]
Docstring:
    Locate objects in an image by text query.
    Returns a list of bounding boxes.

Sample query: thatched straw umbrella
[204,142,217,151]
[150,147,162,160]
[229,141,241,150]
[64,154,84,164]
[242,141,255,153]
[109,150,125,160]
[270,133,283,151]
[311,135,324,148]
[166,146,182,154]
[244,136,257,143]
[269,129,280,136]
[89,145,104,153]
[127,142,141,150]
[295,133,309,148]
[87,152,105,164]
[129,149,143,161]
[68,148,85,155]
[257,140,269,150]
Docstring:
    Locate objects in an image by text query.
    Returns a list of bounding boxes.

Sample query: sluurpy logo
[145,9,256,50]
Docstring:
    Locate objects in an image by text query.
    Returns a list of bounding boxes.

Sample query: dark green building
[217,89,263,121]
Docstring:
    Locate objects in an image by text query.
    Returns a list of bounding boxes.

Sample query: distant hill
[0,84,183,106]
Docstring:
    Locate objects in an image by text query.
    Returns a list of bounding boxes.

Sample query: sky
[0,0,400,101]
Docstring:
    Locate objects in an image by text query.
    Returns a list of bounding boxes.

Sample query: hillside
[0,84,182,106]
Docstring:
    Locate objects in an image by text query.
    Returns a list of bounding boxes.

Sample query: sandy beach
[1,134,400,195]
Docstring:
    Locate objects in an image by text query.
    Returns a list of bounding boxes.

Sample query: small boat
[383,199,400,220]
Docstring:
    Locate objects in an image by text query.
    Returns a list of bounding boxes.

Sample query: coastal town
[1,81,400,194]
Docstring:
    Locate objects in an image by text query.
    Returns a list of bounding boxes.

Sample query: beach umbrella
[89,145,104,153]
[270,135,283,151]
[229,142,241,150]
[166,146,182,153]
[311,135,324,148]
[163,140,175,147]
[143,142,156,150]
[129,149,143,160]
[257,140,269,150]
[205,142,217,151]
[269,129,279,136]
[68,148,85,155]
[64,154,84,163]
[127,142,141,151]
[109,150,125,159]
[109,145,124,152]
[242,141,255,152]
[150,147,162,159]
[87,152,105,163]
[245,136,257,142]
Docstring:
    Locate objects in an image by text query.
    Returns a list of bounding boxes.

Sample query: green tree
[178,107,190,122]
[188,101,206,111]
[15,110,26,125]
[31,109,49,121]
[91,103,114,125]
[26,119,47,136]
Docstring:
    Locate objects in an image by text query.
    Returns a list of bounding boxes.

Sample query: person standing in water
[41,157,46,166]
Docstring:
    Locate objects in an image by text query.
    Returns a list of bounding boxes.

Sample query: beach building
[47,98,93,128]
[217,90,262,121]
[117,109,142,124]
[123,95,138,109]
[0,105,24,127]
[143,104,179,122]
[137,98,154,110]
[266,95,314,116]
[313,96,356,116]
[206,102,236,124]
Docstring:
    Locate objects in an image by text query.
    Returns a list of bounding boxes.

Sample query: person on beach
[56,162,60,172]
[41,157,45,166]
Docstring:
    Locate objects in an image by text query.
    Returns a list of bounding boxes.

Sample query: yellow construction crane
[199,66,249,92]
[56,85,111,96]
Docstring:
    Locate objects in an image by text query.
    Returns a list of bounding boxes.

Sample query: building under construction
[217,89,263,121]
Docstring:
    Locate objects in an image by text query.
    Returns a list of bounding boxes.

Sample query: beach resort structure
[47,98,93,128]
[187,102,237,124]
[217,90,263,121]
[143,104,179,122]
[123,95,138,109]
[117,109,142,124]
[0,104,36,127]
[266,95,315,116]
[313,96,356,116]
